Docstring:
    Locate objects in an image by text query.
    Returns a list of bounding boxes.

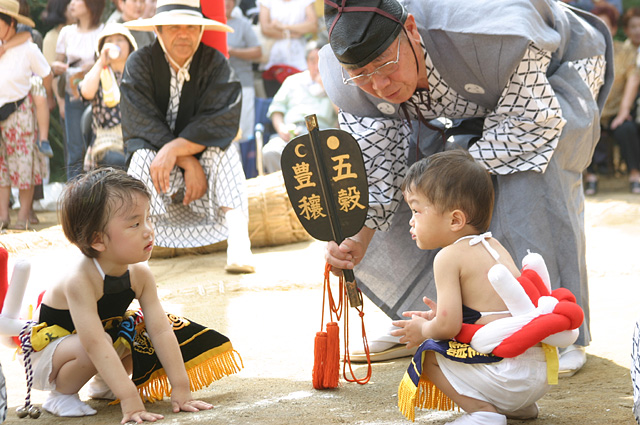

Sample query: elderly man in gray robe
[320,0,613,378]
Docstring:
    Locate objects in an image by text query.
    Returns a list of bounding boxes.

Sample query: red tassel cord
[312,263,371,389]
[342,299,371,385]
[323,322,340,388]
[312,331,327,389]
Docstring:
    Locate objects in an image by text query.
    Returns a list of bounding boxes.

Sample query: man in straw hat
[121,0,255,273]
[320,0,612,378]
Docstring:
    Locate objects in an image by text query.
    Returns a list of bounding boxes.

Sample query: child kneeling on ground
[393,150,582,425]
[20,168,241,423]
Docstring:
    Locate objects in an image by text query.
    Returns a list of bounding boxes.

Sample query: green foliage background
[627,0,640,9]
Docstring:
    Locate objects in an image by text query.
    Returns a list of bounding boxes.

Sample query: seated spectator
[585,4,640,195]
[262,40,338,174]
[257,0,317,96]
[121,0,255,273]
[225,0,261,143]
[79,23,137,171]
[257,0,316,72]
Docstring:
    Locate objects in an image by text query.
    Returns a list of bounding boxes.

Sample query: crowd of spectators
[6,0,638,235]
[0,0,324,195]
[564,0,640,195]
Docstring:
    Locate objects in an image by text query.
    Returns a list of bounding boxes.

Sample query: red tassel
[313,331,327,389]
[323,322,340,388]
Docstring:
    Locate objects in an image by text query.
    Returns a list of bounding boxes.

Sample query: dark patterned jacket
[120,40,241,162]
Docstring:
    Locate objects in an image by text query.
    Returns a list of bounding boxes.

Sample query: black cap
[325,0,407,69]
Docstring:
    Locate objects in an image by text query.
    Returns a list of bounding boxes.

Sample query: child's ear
[450,209,467,231]
[91,232,107,253]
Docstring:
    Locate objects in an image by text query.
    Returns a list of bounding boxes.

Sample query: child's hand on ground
[121,395,164,424]
[171,398,213,413]
[170,387,213,413]
[120,409,164,424]
[392,314,429,349]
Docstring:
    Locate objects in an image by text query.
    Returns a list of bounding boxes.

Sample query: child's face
[404,189,451,250]
[101,192,154,265]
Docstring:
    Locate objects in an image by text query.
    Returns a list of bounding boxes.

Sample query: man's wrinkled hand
[150,146,177,194]
[181,157,207,205]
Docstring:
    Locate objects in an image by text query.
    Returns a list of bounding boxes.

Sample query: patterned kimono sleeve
[470,44,567,174]
[339,110,411,231]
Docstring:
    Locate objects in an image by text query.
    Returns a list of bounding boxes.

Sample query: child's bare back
[443,234,520,325]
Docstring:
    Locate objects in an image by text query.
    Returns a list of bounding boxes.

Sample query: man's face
[343,29,420,104]
[120,0,145,22]
[156,25,202,66]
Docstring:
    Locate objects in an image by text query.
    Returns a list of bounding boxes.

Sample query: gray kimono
[319,0,613,346]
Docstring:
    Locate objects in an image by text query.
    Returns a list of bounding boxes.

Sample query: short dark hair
[591,2,619,28]
[43,0,71,28]
[59,168,151,258]
[0,12,16,27]
[401,149,494,233]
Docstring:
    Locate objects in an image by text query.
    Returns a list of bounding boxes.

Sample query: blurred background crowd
[1,0,639,231]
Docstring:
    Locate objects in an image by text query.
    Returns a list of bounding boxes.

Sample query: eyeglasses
[341,36,402,87]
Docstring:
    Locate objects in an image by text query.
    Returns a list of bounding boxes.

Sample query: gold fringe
[398,374,458,422]
[398,373,419,422]
[136,347,243,403]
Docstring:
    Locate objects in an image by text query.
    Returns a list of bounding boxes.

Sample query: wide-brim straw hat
[124,0,232,32]
[96,23,138,56]
[0,0,35,27]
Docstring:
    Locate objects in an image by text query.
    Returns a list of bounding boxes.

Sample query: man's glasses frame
[341,35,402,87]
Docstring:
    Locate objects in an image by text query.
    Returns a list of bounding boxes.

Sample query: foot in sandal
[349,323,417,363]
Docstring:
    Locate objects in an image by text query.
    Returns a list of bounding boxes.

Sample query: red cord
[322,263,372,385]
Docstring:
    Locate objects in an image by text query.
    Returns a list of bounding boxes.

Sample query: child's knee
[422,351,441,377]
[424,350,438,367]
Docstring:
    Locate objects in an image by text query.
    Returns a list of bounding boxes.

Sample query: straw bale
[247,171,312,248]
[0,225,71,255]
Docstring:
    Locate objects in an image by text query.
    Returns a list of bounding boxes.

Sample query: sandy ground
[0,174,639,425]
